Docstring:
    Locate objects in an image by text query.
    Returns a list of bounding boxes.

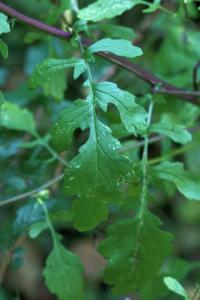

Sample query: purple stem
[0,2,72,39]
[0,2,199,105]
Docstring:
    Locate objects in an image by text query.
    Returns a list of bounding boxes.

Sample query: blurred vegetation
[0,0,200,299]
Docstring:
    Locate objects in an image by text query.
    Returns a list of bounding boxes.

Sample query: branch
[0,2,71,39]
[0,2,200,105]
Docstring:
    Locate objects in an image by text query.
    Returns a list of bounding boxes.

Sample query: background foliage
[0,0,200,299]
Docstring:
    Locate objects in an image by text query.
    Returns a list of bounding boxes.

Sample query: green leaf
[0,39,8,58]
[143,0,161,13]
[51,99,91,152]
[151,161,200,201]
[0,101,36,135]
[87,38,143,59]
[93,81,147,135]
[29,222,48,239]
[65,118,131,231]
[99,209,172,294]
[150,120,192,144]
[78,0,142,21]
[43,234,84,300]
[98,24,135,40]
[0,13,10,35]
[163,277,190,300]
[29,58,85,89]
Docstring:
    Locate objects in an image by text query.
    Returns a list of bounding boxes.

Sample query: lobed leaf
[29,58,85,89]
[43,234,84,300]
[93,81,147,135]
[99,209,172,293]
[51,99,91,152]
[64,118,131,231]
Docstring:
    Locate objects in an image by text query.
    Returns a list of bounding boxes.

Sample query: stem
[0,2,199,103]
[132,101,154,264]
[42,141,69,167]
[38,199,57,243]
[139,101,154,215]
[148,139,199,165]
[75,34,96,126]
[34,133,69,167]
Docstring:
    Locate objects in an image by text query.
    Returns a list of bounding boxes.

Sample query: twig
[0,2,71,39]
[0,2,199,104]
[0,173,64,208]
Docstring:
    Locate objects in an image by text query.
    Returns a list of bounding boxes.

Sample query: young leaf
[99,209,172,294]
[87,38,143,59]
[0,13,10,35]
[29,58,85,89]
[78,0,142,22]
[43,234,84,300]
[0,38,8,58]
[93,81,147,135]
[51,99,91,152]
[64,118,131,231]
[163,277,190,300]
[151,161,200,201]
[150,121,192,144]
[0,101,36,135]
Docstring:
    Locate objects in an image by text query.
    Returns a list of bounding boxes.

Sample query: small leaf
[29,58,85,89]
[163,277,189,300]
[0,39,8,58]
[43,234,84,300]
[99,209,172,293]
[29,222,48,239]
[51,99,91,152]
[150,120,192,144]
[151,161,200,201]
[0,102,36,135]
[78,0,142,22]
[94,81,147,135]
[0,13,10,35]
[87,38,143,59]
